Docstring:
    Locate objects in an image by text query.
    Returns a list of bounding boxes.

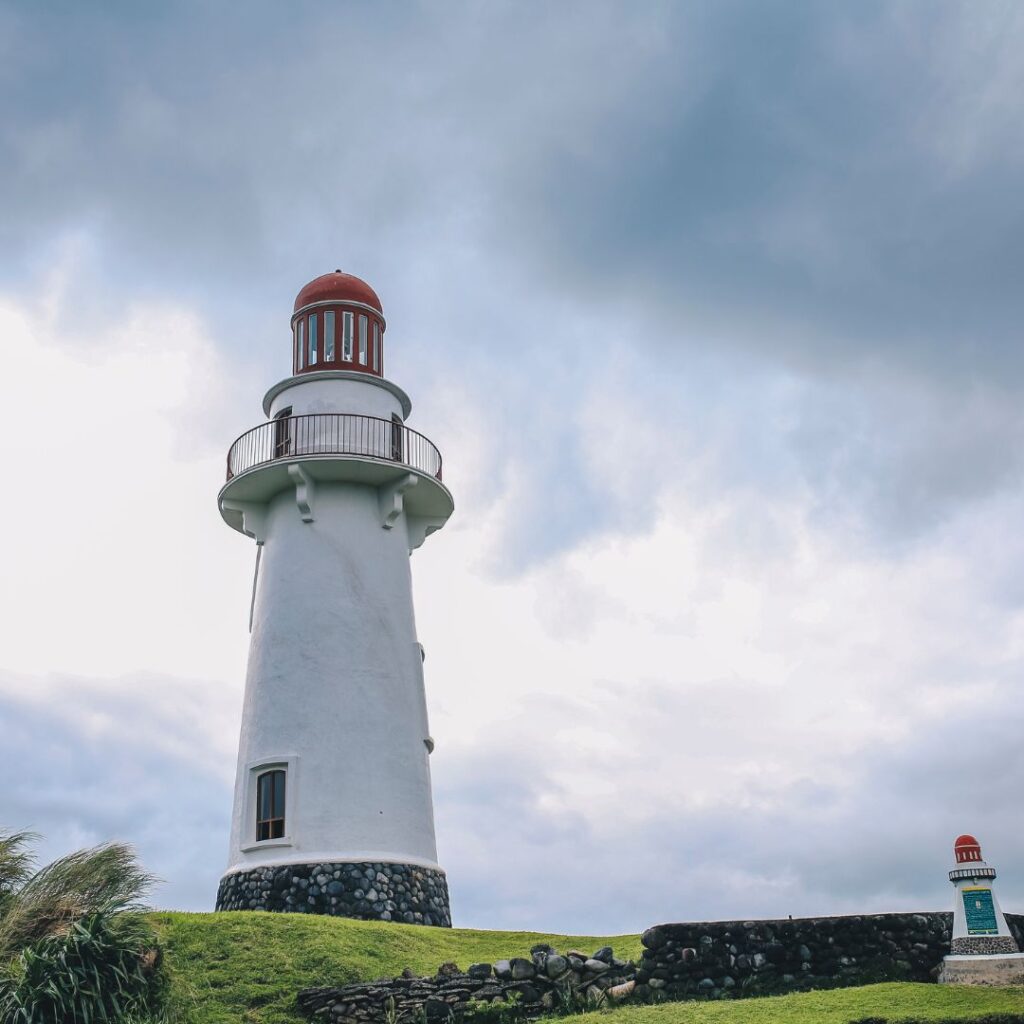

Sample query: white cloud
[0,257,255,683]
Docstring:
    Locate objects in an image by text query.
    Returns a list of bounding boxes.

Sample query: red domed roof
[954,835,983,864]
[294,271,382,314]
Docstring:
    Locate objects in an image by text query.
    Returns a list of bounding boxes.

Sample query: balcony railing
[226,413,443,482]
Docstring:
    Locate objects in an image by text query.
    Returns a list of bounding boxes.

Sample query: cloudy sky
[3,0,1024,934]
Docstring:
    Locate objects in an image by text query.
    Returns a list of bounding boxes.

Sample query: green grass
[573,983,1024,1024]
[153,911,641,1024]
[152,911,1024,1024]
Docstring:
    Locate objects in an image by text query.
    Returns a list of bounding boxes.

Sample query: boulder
[509,958,535,980]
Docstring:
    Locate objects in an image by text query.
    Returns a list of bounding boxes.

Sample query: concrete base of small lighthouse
[215,860,451,926]
[938,952,1024,986]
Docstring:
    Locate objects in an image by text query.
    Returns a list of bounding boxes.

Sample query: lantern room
[291,270,386,377]
[955,835,984,864]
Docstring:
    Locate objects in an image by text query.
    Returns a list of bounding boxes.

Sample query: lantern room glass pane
[342,312,354,361]
[372,322,380,372]
[297,319,305,369]
[359,315,368,365]
[324,311,336,361]
[308,313,318,365]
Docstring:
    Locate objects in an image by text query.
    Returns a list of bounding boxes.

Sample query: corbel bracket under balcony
[221,500,268,543]
[407,516,448,552]
[288,464,316,523]
[379,473,418,529]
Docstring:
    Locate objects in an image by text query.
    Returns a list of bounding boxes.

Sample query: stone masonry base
[950,935,1020,955]
[215,860,451,926]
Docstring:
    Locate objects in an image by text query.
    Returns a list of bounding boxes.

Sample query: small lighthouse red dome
[294,271,382,314]
[954,835,983,863]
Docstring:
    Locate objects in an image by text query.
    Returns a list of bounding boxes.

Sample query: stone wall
[298,944,636,1022]
[636,912,1024,1001]
[297,911,1024,1020]
[216,861,451,927]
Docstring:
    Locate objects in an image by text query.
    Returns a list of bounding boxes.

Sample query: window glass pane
[257,773,270,821]
[294,323,300,371]
[342,312,354,360]
[274,771,286,818]
[324,310,336,361]
[308,313,318,365]
[297,320,305,369]
[372,322,380,372]
[359,315,368,365]
[390,413,403,461]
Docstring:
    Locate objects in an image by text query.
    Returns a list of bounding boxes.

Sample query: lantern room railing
[226,413,443,482]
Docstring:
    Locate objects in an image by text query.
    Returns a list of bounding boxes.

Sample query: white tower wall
[226,479,439,875]
[266,372,409,421]
[951,874,1013,944]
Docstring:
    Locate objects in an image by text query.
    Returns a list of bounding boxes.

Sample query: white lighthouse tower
[215,272,453,926]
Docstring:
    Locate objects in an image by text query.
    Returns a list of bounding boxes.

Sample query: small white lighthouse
[215,272,454,926]
[938,834,1024,986]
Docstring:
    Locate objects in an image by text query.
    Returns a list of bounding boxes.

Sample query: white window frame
[358,314,368,365]
[297,320,305,370]
[372,321,380,372]
[240,754,298,852]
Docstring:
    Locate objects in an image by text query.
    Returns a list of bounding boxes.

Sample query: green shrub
[460,992,526,1024]
[0,911,165,1024]
[0,836,156,963]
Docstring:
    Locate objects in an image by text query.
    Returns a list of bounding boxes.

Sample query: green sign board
[963,887,999,935]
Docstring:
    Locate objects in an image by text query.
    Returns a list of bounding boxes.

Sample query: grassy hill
[153,912,1024,1024]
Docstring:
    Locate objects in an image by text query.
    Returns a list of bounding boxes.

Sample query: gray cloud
[435,682,1024,933]
[0,675,233,912]
[4,0,1024,557]
[514,3,1024,377]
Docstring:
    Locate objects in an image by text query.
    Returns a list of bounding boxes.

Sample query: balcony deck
[219,413,453,533]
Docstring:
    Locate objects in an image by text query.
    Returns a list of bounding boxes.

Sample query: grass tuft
[0,841,156,960]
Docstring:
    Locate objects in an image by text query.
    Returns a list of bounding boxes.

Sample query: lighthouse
[938,834,1024,986]
[214,272,453,926]
[946,835,1017,955]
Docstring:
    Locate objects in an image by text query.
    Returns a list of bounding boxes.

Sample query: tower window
[358,315,368,365]
[324,310,336,361]
[256,769,286,841]
[297,319,305,370]
[372,322,380,372]
[273,406,292,457]
[342,312,354,361]
[308,313,318,365]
